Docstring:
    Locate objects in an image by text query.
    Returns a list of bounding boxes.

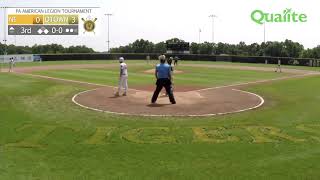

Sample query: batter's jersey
[120,63,128,76]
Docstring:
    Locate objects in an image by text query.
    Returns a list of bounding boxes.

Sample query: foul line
[11,65,320,117]
[14,72,143,91]
[14,71,320,94]
[11,63,320,93]
[194,73,320,92]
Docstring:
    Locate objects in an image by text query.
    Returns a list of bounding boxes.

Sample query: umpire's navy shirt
[156,63,171,79]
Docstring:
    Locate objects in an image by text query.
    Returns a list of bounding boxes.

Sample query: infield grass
[1,61,320,179]
[4,59,320,72]
[31,63,289,88]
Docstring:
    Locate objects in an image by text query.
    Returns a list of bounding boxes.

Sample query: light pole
[263,22,266,56]
[104,13,113,53]
[209,14,217,44]
[198,28,202,54]
[263,22,267,64]
[263,22,266,44]
[198,28,201,44]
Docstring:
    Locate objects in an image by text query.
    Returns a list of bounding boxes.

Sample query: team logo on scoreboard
[81,17,97,33]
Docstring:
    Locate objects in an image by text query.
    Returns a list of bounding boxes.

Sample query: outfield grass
[1,62,320,179]
[2,60,116,68]
[181,60,320,71]
[32,63,289,88]
[4,59,320,72]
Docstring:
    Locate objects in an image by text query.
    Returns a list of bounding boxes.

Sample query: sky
[0,0,319,51]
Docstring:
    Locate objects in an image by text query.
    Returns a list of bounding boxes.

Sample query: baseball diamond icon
[37,27,49,34]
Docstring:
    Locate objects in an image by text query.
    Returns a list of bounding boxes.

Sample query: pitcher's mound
[73,87,264,116]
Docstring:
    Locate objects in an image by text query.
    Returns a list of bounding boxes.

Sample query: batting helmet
[119,57,125,63]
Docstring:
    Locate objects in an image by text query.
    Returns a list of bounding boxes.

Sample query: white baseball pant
[117,76,128,94]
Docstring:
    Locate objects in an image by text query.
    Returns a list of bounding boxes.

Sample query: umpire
[151,55,176,104]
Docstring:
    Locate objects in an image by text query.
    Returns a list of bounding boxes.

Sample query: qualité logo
[251,8,308,25]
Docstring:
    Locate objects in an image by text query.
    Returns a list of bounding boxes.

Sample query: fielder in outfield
[9,57,15,73]
[275,59,282,73]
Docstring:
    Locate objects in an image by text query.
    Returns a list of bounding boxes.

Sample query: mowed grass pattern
[32,63,289,88]
[1,62,320,179]
[10,60,320,72]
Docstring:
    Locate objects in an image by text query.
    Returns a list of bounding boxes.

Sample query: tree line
[0,44,95,55]
[1,39,320,59]
[110,38,320,59]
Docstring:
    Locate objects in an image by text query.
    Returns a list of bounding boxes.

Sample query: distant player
[174,56,179,66]
[115,57,128,96]
[275,59,282,73]
[8,57,15,73]
[151,55,176,104]
[146,55,151,64]
[166,57,175,96]
[168,57,174,72]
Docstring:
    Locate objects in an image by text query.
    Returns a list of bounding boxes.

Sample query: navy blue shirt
[156,63,171,79]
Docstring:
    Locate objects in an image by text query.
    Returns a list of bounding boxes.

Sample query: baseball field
[1,60,320,179]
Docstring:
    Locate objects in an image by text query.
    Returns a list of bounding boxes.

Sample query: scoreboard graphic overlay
[7,8,101,36]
